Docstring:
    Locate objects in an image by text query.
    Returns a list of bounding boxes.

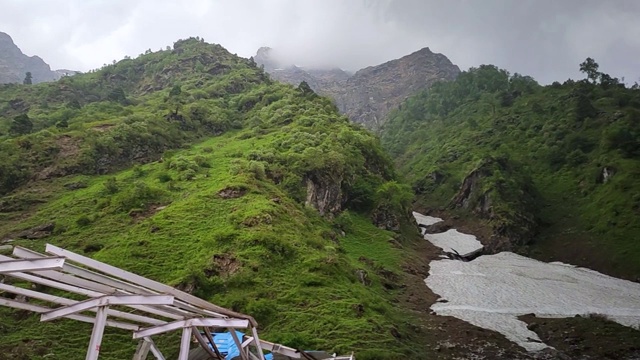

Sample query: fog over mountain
[1,0,639,84]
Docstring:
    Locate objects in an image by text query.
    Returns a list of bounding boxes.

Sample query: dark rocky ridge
[255,46,460,130]
[0,31,75,84]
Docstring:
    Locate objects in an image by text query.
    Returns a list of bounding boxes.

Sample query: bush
[76,215,92,227]
[157,173,172,183]
[103,177,119,194]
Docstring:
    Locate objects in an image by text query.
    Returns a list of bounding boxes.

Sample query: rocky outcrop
[305,174,344,217]
[450,158,540,250]
[0,32,76,84]
[255,47,460,130]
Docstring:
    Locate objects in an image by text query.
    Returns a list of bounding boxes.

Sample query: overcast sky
[2,0,638,84]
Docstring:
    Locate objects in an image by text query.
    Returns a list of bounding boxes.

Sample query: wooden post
[178,327,192,360]
[250,326,266,360]
[86,306,108,360]
[229,328,248,360]
[132,339,151,360]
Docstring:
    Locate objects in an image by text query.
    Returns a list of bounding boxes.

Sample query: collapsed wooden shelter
[0,244,355,360]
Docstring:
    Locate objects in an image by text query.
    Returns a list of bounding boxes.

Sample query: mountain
[0,31,72,84]
[380,64,640,281]
[0,37,436,359]
[255,46,460,130]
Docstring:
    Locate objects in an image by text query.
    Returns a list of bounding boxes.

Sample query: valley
[0,26,639,360]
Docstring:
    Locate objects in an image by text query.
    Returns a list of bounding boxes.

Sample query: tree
[579,58,600,83]
[9,114,33,135]
[23,72,32,85]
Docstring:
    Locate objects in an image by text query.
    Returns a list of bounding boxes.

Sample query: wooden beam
[192,326,219,359]
[144,337,166,360]
[0,257,65,273]
[258,340,301,359]
[133,318,249,339]
[229,328,248,360]
[251,326,266,360]
[132,339,151,360]
[0,298,139,331]
[0,283,166,325]
[177,327,192,360]
[41,295,174,322]
[85,306,108,360]
[204,327,224,359]
[46,244,258,326]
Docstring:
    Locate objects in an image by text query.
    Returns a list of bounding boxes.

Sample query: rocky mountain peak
[0,31,72,84]
[256,46,460,130]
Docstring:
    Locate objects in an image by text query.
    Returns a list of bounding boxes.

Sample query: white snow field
[424,229,484,258]
[426,252,640,351]
[412,212,640,351]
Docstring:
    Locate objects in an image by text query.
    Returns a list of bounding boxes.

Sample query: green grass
[0,38,421,359]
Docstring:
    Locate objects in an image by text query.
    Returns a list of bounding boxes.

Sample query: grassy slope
[0,39,421,359]
[381,65,640,279]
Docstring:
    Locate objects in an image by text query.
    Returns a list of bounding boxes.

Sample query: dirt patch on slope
[520,314,640,360]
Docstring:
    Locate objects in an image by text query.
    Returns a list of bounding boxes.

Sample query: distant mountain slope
[0,31,74,84]
[381,64,640,280]
[255,47,460,130]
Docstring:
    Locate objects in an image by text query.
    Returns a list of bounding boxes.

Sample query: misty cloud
[1,0,638,83]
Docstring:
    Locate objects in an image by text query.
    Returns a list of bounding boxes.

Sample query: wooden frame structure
[0,244,355,360]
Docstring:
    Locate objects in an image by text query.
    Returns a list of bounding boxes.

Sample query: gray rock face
[0,31,67,84]
[255,47,460,130]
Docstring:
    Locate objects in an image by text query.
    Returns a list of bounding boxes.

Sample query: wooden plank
[0,298,139,330]
[0,257,65,273]
[132,339,151,360]
[144,337,166,360]
[192,326,220,359]
[251,326,266,360]
[258,340,301,359]
[134,318,249,339]
[177,326,192,360]
[85,306,108,360]
[229,328,248,360]
[41,295,174,322]
[46,244,257,326]
[0,254,187,321]
[0,282,165,325]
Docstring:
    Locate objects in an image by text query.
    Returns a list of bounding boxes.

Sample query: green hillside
[381,63,640,279]
[0,38,420,359]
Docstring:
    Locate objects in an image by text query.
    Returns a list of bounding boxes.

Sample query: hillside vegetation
[0,38,419,359]
[381,63,640,279]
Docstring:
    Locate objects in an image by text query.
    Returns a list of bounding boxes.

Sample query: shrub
[76,215,92,227]
[103,177,119,194]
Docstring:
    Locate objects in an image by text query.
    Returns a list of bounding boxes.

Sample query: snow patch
[426,252,640,351]
[424,229,484,258]
[412,211,443,226]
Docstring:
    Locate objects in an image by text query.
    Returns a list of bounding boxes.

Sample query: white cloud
[1,0,639,83]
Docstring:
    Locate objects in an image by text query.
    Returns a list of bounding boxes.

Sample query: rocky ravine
[255,46,460,130]
[0,31,76,84]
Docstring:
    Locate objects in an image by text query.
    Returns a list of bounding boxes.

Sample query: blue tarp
[208,331,273,360]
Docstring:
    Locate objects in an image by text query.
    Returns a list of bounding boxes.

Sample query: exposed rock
[205,253,241,278]
[371,205,401,231]
[14,223,55,240]
[598,166,615,184]
[450,158,540,249]
[0,32,64,84]
[305,174,343,216]
[63,182,88,190]
[255,46,460,130]
[355,269,370,286]
[217,186,247,199]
